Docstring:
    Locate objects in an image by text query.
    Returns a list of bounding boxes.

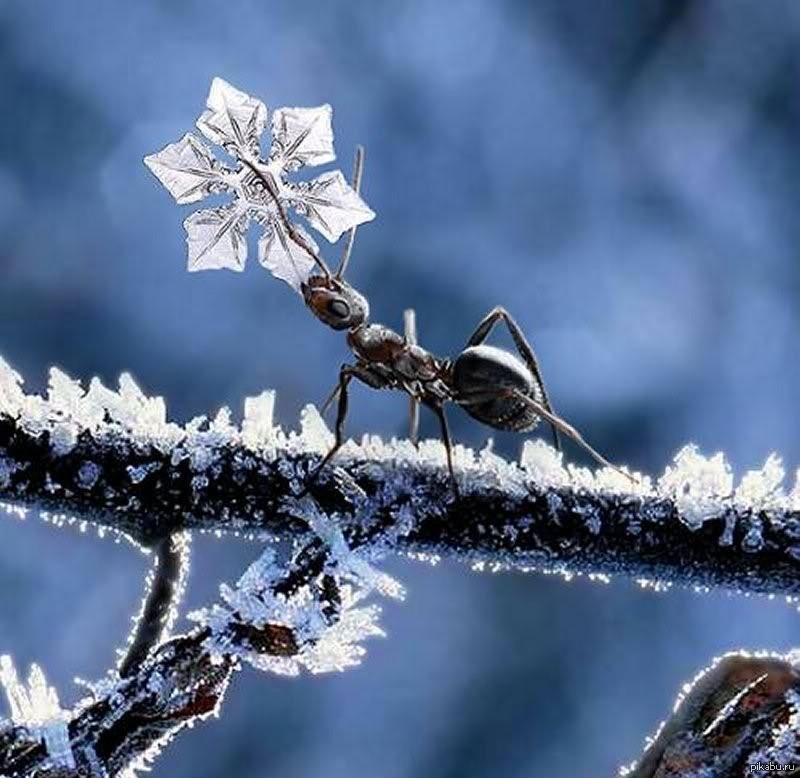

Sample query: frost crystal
[0,656,75,769]
[520,439,569,488]
[190,545,390,677]
[301,499,406,601]
[658,445,733,529]
[0,357,25,418]
[299,404,334,453]
[191,500,402,677]
[791,469,800,510]
[145,77,375,283]
[735,454,785,510]
[242,390,277,450]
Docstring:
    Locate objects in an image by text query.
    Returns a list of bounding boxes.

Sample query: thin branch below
[0,536,317,778]
[118,532,191,678]
[2,363,800,777]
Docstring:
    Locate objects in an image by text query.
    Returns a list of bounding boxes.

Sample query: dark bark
[629,654,800,776]
[0,536,320,778]
[118,532,191,678]
[1,416,799,596]
[2,385,800,776]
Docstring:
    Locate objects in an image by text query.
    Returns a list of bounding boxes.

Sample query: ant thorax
[347,324,441,383]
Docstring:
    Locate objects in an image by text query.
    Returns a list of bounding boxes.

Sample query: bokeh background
[2,1,800,775]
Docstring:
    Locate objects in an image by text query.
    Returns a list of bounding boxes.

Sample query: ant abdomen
[452,344,544,432]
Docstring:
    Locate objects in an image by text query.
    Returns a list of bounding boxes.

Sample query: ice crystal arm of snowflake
[143,134,230,205]
[196,77,267,161]
[259,91,375,251]
[284,169,376,243]
[271,105,336,169]
[184,204,249,272]
[257,218,319,292]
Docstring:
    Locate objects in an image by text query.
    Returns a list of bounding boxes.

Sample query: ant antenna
[245,160,333,278]
[335,145,365,280]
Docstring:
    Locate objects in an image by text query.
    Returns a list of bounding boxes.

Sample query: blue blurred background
[2,1,800,775]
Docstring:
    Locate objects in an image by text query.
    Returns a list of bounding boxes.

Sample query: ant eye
[327,299,350,319]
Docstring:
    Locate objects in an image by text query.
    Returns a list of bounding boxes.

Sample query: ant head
[300,146,371,331]
[302,276,369,331]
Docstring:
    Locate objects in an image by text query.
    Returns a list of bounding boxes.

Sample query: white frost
[301,498,406,601]
[658,445,733,530]
[190,545,391,677]
[191,499,403,677]
[735,454,786,511]
[0,356,25,418]
[0,656,75,770]
[299,404,334,454]
[1,356,798,558]
[242,390,277,450]
[520,439,569,488]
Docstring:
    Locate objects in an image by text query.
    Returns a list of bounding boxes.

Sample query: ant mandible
[254,147,630,494]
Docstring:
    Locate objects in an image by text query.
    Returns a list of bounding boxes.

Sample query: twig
[2,360,800,776]
[626,653,800,776]
[0,395,799,596]
[118,532,191,678]
[0,535,323,778]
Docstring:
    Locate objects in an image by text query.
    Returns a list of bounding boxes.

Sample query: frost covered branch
[0,518,397,777]
[625,652,800,776]
[0,631,235,778]
[2,359,800,597]
[3,358,800,775]
[118,532,191,678]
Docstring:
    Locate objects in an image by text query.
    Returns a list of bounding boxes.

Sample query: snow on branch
[0,509,399,777]
[3,356,800,775]
[0,657,74,772]
[624,652,800,776]
[0,628,237,777]
[1,357,800,597]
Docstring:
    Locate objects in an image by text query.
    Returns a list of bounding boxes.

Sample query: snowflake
[144,77,375,289]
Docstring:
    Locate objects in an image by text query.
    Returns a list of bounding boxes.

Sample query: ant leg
[408,394,420,446]
[509,389,634,482]
[429,403,459,498]
[320,383,340,417]
[247,162,332,278]
[404,308,420,445]
[307,367,356,486]
[308,364,386,488]
[465,307,561,452]
[321,360,382,419]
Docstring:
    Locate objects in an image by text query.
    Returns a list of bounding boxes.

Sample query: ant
[253,147,631,494]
